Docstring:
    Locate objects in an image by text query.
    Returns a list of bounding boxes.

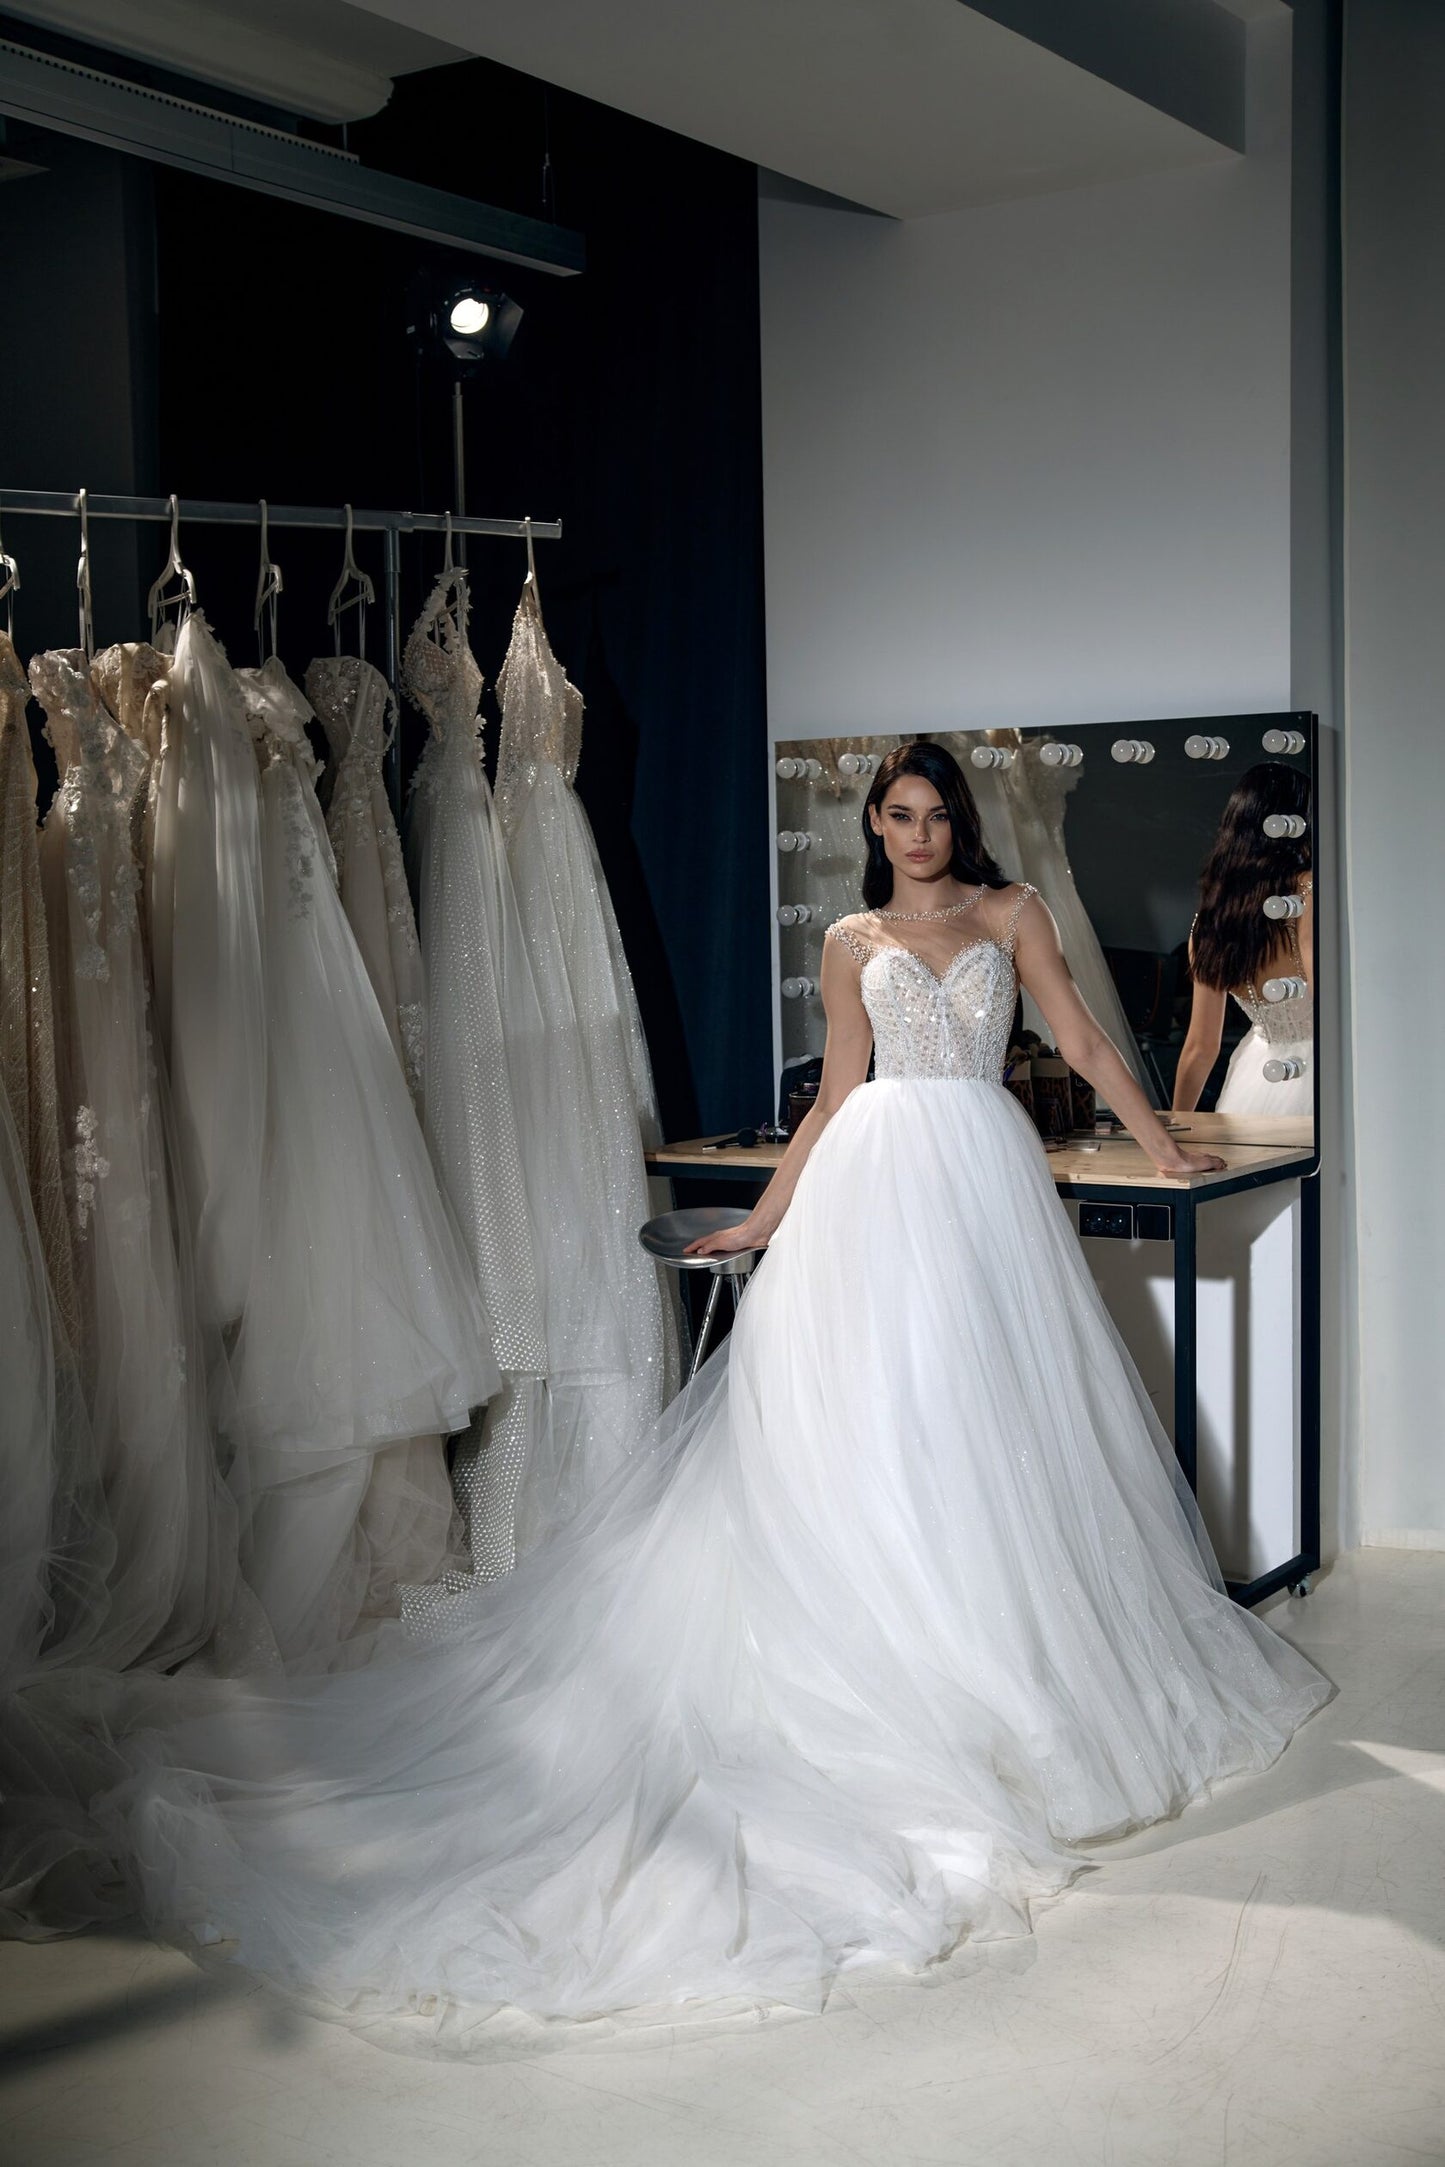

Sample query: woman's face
[869,774,953,880]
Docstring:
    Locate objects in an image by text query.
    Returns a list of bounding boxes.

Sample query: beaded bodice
[495,575,583,835]
[403,576,484,748]
[91,642,170,764]
[827,885,1035,1083]
[306,654,392,780]
[1230,877,1314,1044]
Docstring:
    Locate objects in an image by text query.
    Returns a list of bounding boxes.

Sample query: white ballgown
[31,648,237,1673]
[104,882,1327,2039]
[226,658,497,1665]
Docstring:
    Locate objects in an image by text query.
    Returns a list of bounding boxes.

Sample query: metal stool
[639,1207,759,1383]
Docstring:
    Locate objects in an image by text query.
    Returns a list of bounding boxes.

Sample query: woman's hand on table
[1152,1143,1228,1177]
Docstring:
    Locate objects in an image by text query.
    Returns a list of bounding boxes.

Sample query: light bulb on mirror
[775,903,813,927]
[970,745,1016,770]
[837,752,876,777]
[1111,739,1156,764]
[1263,812,1307,839]
[1186,734,1231,761]
[781,976,816,1001]
[1263,1056,1306,1083]
[1039,741,1083,769]
[1262,728,1306,756]
[1264,893,1305,920]
[775,757,821,782]
[1263,975,1308,1004]
[776,830,812,853]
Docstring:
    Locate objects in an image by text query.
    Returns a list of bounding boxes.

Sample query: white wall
[758,23,1293,738]
[1343,0,1445,1547]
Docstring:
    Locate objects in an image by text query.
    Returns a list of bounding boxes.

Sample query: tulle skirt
[104,1079,1328,2039]
[1216,1027,1313,1115]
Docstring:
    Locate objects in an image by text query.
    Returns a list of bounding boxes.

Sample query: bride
[100,742,1327,2040]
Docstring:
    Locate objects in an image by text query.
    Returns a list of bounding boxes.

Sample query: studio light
[448,294,491,338]
[405,272,525,372]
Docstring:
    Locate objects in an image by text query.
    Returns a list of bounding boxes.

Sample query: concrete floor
[3,1549,1444,2167]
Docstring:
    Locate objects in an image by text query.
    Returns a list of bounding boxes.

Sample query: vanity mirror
[770,714,1317,1149]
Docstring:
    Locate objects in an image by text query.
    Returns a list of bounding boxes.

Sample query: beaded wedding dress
[227,658,496,1664]
[1216,880,1313,1115]
[103,879,1327,2040]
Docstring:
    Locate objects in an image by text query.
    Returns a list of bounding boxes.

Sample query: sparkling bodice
[495,575,583,833]
[827,886,1034,1082]
[1232,985,1313,1044]
[306,654,392,781]
[403,576,484,747]
[91,642,170,765]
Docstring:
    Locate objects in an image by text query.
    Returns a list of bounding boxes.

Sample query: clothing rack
[0,488,563,694]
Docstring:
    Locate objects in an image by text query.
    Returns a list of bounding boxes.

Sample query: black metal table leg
[1173,1194,1198,1493]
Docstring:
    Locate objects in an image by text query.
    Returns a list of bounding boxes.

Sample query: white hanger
[327,503,374,657]
[254,500,283,661]
[146,493,197,640]
[0,505,19,644]
[75,488,94,657]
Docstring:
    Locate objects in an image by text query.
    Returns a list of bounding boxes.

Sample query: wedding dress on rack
[494,568,679,1497]
[0,628,80,1355]
[403,571,618,1590]
[30,647,236,1673]
[94,879,1328,2042]
[148,613,267,1340]
[228,657,496,1665]
[306,655,425,1108]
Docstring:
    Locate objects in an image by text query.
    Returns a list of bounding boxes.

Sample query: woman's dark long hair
[860,740,1008,909]
[1191,762,1312,991]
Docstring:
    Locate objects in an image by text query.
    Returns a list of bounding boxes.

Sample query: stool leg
[689,1272,727,1383]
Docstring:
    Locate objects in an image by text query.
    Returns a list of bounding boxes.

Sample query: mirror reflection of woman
[1173,765,1313,1117]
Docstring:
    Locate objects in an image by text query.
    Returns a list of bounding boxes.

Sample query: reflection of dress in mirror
[964,733,1149,1091]
[1173,764,1313,1117]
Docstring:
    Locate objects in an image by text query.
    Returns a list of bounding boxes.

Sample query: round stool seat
[639,1208,760,1384]
[639,1207,758,1277]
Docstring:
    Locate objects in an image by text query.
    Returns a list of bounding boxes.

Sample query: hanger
[422,513,468,643]
[75,488,94,657]
[146,493,197,640]
[254,500,283,662]
[0,505,19,645]
[523,513,538,604]
[327,503,374,657]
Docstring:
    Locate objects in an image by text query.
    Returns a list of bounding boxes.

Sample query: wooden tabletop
[646,1124,1314,1194]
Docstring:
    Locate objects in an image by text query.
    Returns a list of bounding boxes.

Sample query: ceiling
[338,0,1260,218]
[6,0,1287,212]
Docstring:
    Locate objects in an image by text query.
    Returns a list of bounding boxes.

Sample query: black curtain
[145,54,772,1136]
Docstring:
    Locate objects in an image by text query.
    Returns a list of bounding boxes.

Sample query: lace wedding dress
[31,648,236,1673]
[103,879,1327,2039]
[226,658,496,1665]
[306,656,425,1108]
[1216,879,1313,1115]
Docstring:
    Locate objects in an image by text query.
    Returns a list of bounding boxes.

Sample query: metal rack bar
[0,489,562,542]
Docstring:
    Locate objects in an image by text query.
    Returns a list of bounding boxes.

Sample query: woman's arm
[1172,975,1228,1115]
[1012,893,1224,1175]
[686,931,875,1257]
